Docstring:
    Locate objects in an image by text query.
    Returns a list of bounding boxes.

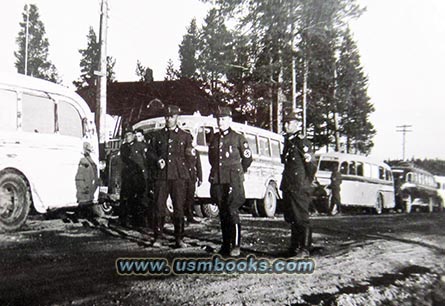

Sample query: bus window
[270,139,281,159]
[196,127,207,146]
[349,161,356,175]
[204,127,214,145]
[245,133,258,155]
[319,160,339,172]
[0,89,17,131]
[340,161,348,174]
[407,172,413,183]
[356,162,364,176]
[258,136,270,157]
[22,93,55,134]
[379,166,385,180]
[58,100,83,138]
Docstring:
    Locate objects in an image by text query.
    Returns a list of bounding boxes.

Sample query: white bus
[313,152,395,214]
[0,73,99,231]
[133,113,284,217]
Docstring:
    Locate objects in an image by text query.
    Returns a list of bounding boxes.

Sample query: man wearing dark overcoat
[208,107,252,256]
[149,105,195,248]
[280,111,316,257]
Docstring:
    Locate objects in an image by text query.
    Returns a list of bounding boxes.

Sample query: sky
[1,0,444,161]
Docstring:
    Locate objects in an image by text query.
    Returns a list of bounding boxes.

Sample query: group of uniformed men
[118,105,317,258]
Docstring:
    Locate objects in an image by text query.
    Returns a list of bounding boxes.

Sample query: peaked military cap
[164,105,181,116]
[215,106,232,118]
[282,111,299,123]
[123,126,134,134]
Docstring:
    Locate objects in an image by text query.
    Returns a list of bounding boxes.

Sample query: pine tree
[135,60,153,82]
[197,8,235,99]
[165,59,179,81]
[14,4,60,83]
[74,27,116,89]
[336,28,375,154]
[179,18,199,79]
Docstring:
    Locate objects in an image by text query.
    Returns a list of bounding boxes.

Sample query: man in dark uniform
[329,166,342,215]
[149,105,195,248]
[280,111,316,257]
[185,149,202,224]
[119,128,147,227]
[208,107,252,257]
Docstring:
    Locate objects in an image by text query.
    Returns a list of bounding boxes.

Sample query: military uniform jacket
[149,126,194,181]
[208,128,252,185]
[280,133,315,192]
[120,141,146,195]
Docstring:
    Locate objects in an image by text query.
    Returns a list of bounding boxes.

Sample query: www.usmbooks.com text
[116,255,315,275]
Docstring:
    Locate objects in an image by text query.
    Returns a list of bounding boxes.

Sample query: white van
[133,113,284,217]
[0,73,99,231]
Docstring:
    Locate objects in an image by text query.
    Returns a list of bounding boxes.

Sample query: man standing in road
[118,128,147,227]
[149,105,195,248]
[329,166,342,215]
[280,111,316,257]
[208,107,252,257]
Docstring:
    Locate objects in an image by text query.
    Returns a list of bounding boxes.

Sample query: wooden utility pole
[396,125,413,160]
[96,0,108,155]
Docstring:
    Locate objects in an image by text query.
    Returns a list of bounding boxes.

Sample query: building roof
[77,78,217,125]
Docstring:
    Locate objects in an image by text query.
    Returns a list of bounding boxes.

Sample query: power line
[396,124,413,160]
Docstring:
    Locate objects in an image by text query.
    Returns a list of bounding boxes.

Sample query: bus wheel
[374,193,383,215]
[257,184,277,217]
[166,195,174,215]
[91,201,114,218]
[404,195,412,213]
[0,171,31,232]
[201,203,219,218]
[250,200,261,217]
[193,204,204,218]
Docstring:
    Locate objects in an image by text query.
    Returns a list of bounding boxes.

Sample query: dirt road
[0,211,444,305]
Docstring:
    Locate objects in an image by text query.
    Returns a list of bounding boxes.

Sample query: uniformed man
[149,105,195,248]
[208,107,252,257]
[280,111,316,257]
[329,166,342,215]
[119,128,147,227]
[185,149,202,224]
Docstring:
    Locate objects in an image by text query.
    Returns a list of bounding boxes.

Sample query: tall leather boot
[175,218,187,248]
[218,218,230,255]
[288,224,301,255]
[152,217,164,247]
[297,226,312,257]
[229,223,241,257]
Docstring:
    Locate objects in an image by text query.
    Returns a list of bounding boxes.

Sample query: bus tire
[90,201,114,218]
[249,199,261,217]
[193,204,204,218]
[257,184,277,217]
[202,203,219,218]
[166,196,174,215]
[0,171,31,232]
[374,193,383,215]
[405,195,412,213]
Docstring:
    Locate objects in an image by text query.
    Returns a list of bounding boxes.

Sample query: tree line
[15,1,374,154]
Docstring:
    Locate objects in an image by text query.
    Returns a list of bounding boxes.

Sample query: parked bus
[313,152,395,214]
[0,73,99,231]
[130,113,284,217]
[389,161,442,213]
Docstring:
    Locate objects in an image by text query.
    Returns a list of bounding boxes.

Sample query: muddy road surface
[1,211,444,306]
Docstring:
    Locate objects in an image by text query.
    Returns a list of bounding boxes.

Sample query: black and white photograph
[0,0,444,305]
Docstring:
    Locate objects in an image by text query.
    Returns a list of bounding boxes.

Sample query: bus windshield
[319,160,338,172]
